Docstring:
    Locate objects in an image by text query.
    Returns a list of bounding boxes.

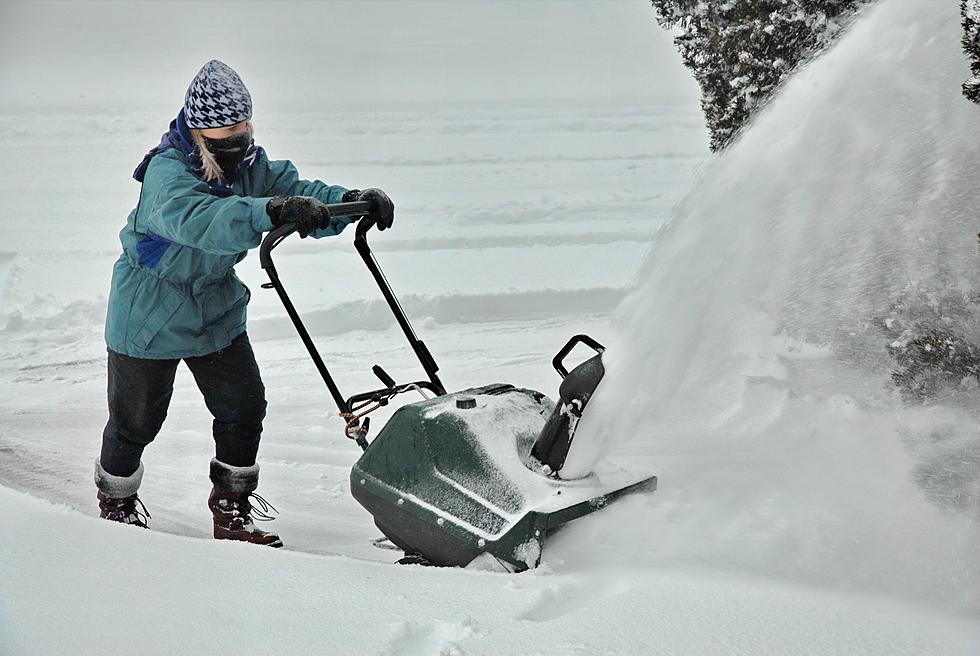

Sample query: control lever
[373,365,397,388]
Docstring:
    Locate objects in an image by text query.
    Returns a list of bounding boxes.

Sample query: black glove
[355,188,394,231]
[266,196,331,238]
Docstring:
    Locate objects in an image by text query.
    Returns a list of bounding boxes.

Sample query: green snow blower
[259,203,656,571]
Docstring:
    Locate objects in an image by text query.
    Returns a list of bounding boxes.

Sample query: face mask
[202,132,253,181]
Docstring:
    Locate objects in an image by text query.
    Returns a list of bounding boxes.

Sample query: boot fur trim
[94,459,144,498]
[210,458,259,494]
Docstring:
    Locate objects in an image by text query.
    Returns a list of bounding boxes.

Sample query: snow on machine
[259,202,656,571]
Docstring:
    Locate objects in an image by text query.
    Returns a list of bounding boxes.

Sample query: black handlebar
[257,199,447,434]
[259,201,375,271]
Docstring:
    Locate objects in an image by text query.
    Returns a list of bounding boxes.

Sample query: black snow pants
[100,332,267,477]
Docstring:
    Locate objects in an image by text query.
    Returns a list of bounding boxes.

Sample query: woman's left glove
[266,196,331,238]
[355,188,395,231]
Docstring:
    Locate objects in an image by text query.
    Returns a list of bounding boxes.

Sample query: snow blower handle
[553,334,606,378]
[257,200,377,419]
[353,209,447,397]
[259,200,376,270]
[355,208,380,239]
[258,197,446,451]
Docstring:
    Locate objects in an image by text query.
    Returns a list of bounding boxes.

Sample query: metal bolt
[534,530,540,537]
[456,396,476,410]
[437,518,445,526]
[360,479,366,486]
[478,539,486,548]
[397,498,404,506]
[541,464,552,476]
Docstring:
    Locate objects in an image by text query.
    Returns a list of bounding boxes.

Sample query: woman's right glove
[354,188,394,231]
[266,196,330,238]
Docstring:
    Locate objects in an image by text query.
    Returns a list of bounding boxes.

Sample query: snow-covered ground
[4,484,979,656]
[2,0,979,654]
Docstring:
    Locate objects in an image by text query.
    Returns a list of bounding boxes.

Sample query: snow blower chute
[259,203,656,571]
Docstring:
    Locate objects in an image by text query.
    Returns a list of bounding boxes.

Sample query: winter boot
[208,458,282,548]
[94,460,150,528]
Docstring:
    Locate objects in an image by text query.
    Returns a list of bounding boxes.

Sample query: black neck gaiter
[203,132,253,181]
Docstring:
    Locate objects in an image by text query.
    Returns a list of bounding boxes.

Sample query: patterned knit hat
[183,60,252,129]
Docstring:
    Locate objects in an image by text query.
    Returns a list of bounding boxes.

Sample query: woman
[94,60,394,548]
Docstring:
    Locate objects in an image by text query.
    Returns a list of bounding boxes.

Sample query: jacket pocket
[216,280,250,345]
[127,282,186,351]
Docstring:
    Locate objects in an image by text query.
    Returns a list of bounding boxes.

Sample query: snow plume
[563,0,980,614]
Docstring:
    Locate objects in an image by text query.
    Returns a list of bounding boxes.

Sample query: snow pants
[100,332,267,478]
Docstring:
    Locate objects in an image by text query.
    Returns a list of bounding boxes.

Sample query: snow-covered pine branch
[962,0,980,102]
[651,0,872,151]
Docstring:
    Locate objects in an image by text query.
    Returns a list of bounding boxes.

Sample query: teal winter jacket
[105,143,352,359]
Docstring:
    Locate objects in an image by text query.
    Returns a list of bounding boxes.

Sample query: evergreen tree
[652,0,869,151]
[962,0,980,103]
[876,282,980,402]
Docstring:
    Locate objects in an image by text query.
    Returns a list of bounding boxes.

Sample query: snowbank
[2,483,977,655]
[567,0,980,617]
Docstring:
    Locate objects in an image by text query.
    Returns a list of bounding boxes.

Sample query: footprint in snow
[518,575,633,623]
[379,618,478,656]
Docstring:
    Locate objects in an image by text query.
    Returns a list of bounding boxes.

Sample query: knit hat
[183,60,252,129]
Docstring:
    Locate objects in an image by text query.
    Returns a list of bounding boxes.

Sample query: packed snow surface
[2,0,979,654]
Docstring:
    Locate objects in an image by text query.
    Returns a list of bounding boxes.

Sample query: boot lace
[103,495,151,526]
[219,492,278,522]
[245,492,278,522]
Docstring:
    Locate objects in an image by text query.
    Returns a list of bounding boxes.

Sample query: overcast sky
[0,0,698,111]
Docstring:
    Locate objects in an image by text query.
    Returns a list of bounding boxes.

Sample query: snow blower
[259,203,656,571]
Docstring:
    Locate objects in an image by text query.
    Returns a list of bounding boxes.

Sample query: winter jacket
[105,117,352,359]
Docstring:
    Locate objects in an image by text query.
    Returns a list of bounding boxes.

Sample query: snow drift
[3,483,978,655]
[564,0,980,615]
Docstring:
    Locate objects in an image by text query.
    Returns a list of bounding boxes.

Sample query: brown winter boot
[208,458,282,548]
[94,460,150,528]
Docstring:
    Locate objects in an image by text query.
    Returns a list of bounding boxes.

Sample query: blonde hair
[189,122,253,183]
